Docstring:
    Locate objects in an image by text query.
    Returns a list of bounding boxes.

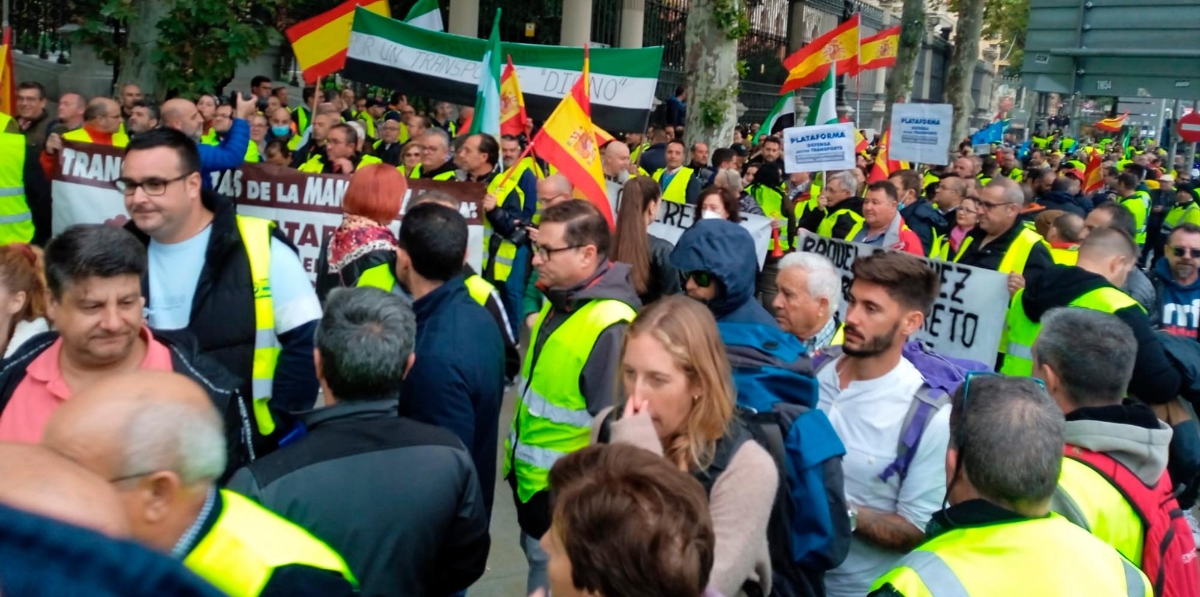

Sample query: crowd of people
[0,71,1199,597]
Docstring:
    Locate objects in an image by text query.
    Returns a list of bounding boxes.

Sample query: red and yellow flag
[1082,151,1104,194]
[867,129,908,183]
[499,55,529,137]
[781,15,860,94]
[286,0,390,84]
[0,27,15,116]
[855,25,899,75]
[855,128,869,154]
[532,46,614,228]
[1094,112,1128,133]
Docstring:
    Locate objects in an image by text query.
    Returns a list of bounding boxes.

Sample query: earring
[693,395,700,402]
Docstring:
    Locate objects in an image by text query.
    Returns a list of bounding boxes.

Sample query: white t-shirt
[817,355,950,597]
[147,225,321,335]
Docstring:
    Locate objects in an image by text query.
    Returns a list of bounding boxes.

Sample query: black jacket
[125,191,319,413]
[953,221,1054,286]
[372,141,403,167]
[0,329,257,477]
[798,196,865,240]
[1037,190,1087,216]
[418,160,458,180]
[314,230,398,305]
[900,199,948,256]
[639,143,667,174]
[1020,265,1181,403]
[228,400,490,597]
[641,234,682,305]
[23,145,51,246]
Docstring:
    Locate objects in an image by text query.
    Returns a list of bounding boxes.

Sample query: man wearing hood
[503,200,639,596]
[1150,222,1200,338]
[669,218,775,327]
[1001,226,1180,403]
[1040,308,1196,576]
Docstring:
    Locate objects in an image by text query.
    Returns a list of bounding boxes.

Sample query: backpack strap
[693,415,755,496]
[878,386,949,483]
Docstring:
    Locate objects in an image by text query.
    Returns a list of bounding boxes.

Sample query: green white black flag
[804,65,838,126]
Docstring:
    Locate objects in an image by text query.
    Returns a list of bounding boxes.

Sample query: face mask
[702,210,724,220]
[271,125,291,137]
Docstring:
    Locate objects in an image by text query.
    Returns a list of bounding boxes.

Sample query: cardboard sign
[648,200,775,266]
[781,122,858,173]
[890,103,954,165]
[798,230,1009,364]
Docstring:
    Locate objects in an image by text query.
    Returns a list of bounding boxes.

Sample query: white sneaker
[1184,510,1200,549]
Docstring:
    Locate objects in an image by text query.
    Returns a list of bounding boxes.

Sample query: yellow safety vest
[511,156,545,180]
[816,206,865,240]
[503,298,636,502]
[750,184,790,251]
[1120,192,1150,246]
[298,153,382,173]
[234,216,280,436]
[184,490,357,597]
[652,167,696,204]
[1001,285,1140,376]
[291,107,310,134]
[0,133,33,244]
[356,262,398,293]
[400,163,422,179]
[352,110,376,139]
[200,130,259,162]
[464,273,496,307]
[1004,167,1025,183]
[952,227,1047,275]
[1048,244,1080,265]
[923,171,940,191]
[482,174,526,283]
[630,142,649,165]
[871,513,1151,597]
[1056,456,1144,565]
[1163,202,1200,236]
[62,127,130,147]
[0,113,13,132]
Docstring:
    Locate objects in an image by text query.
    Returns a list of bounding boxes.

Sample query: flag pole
[494,138,536,190]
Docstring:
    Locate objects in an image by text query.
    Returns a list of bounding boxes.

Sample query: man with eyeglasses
[200,104,258,163]
[42,370,358,597]
[1150,222,1200,339]
[951,177,1053,297]
[296,123,381,174]
[414,130,457,181]
[44,97,129,172]
[505,199,638,596]
[118,128,322,440]
[370,118,403,167]
[799,170,865,241]
[521,176,575,330]
[869,375,1153,597]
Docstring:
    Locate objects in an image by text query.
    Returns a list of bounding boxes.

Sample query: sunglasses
[1172,247,1200,259]
[681,271,714,288]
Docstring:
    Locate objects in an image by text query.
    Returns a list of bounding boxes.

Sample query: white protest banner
[890,103,953,165]
[648,200,775,266]
[51,141,128,234]
[797,230,1009,364]
[781,122,857,174]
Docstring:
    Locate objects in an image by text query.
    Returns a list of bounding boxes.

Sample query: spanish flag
[867,129,908,183]
[0,27,15,116]
[286,0,390,84]
[499,55,529,137]
[781,15,860,94]
[1094,112,1128,133]
[855,25,899,75]
[532,46,614,228]
[1082,151,1104,194]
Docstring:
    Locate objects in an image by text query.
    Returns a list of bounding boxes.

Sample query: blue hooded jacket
[669,219,778,327]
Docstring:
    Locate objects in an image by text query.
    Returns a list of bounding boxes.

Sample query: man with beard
[814,251,949,597]
[1151,222,1200,338]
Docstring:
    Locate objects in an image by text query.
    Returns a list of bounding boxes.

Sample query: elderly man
[160,95,254,187]
[951,177,1053,294]
[296,123,380,173]
[371,118,403,166]
[602,141,630,212]
[800,170,864,240]
[415,129,458,180]
[42,96,128,177]
[952,155,978,179]
[772,252,843,353]
[52,92,86,135]
[16,82,51,150]
[289,104,340,168]
[42,371,359,597]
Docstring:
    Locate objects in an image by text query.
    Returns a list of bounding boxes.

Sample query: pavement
[469,386,530,597]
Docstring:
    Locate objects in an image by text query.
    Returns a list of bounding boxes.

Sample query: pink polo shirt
[0,327,175,443]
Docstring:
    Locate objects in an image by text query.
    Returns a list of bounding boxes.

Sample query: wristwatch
[848,505,858,532]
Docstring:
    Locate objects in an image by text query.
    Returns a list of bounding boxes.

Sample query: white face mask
[702,210,724,220]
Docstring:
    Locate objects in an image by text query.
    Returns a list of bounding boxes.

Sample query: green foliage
[69,0,139,66]
[947,0,1029,75]
[712,0,750,40]
[699,84,738,128]
[735,59,748,79]
[154,0,284,96]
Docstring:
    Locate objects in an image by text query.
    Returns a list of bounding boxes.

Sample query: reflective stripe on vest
[482,174,525,283]
[953,228,1046,275]
[62,127,130,147]
[817,207,865,240]
[356,262,397,292]
[183,490,357,597]
[870,515,1151,597]
[0,133,33,244]
[235,216,280,436]
[1001,286,1140,376]
[504,298,637,502]
[1163,202,1200,236]
[1121,192,1150,245]
[1056,457,1144,564]
[652,167,695,204]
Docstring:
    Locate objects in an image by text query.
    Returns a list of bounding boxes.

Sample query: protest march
[0,0,1199,596]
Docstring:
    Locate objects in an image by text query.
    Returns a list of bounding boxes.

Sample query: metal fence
[11,0,72,63]
[591,0,623,47]
[643,0,688,70]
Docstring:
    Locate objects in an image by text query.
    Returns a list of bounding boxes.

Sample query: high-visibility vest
[750,184,789,251]
[1056,456,1144,564]
[929,231,948,262]
[923,171,940,190]
[952,227,1047,275]
[1001,285,1140,376]
[1004,167,1025,183]
[482,174,526,283]
[1118,191,1150,246]
[871,513,1151,597]
[652,167,695,204]
[399,163,422,179]
[291,107,310,134]
[816,206,865,240]
[183,490,357,597]
[1049,244,1080,265]
[630,142,649,165]
[503,298,637,502]
[352,110,376,139]
[977,174,992,187]
[0,133,34,244]
[1032,135,1050,149]
[297,153,382,173]
[62,127,129,147]
[512,156,545,180]
[464,273,497,307]
[234,216,281,435]
[0,113,13,132]
[1163,202,1200,236]
[356,262,398,293]
[200,129,259,162]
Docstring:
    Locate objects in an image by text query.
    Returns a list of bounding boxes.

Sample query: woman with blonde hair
[0,244,49,358]
[595,295,778,597]
[314,163,406,302]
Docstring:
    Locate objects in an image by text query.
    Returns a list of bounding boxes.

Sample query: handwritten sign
[798,230,1009,364]
[648,200,775,266]
[890,103,953,165]
[781,122,858,174]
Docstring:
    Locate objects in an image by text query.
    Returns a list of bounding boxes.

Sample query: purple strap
[878,397,938,483]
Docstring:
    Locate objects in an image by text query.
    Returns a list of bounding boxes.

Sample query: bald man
[1001,227,1182,402]
[53,92,87,134]
[0,443,128,536]
[43,371,358,597]
[160,95,253,187]
[45,97,126,156]
[603,141,631,214]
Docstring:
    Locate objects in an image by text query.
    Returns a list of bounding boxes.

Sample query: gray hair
[120,401,226,487]
[985,177,1025,205]
[1034,308,1135,407]
[778,252,841,311]
[316,287,417,401]
[715,169,743,194]
[950,375,1064,510]
[422,128,450,149]
[826,170,858,194]
[543,173,574,197]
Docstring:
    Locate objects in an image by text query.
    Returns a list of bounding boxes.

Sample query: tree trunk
[945,0,985,152]
[119,0,173,99]
[683,0,739,150]
[882,0,926,131]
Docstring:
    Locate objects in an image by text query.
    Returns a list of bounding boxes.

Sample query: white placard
[797,230,1009,365]
[649,200,775,266]
[890,103,954,165]
[781,122,858,174]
